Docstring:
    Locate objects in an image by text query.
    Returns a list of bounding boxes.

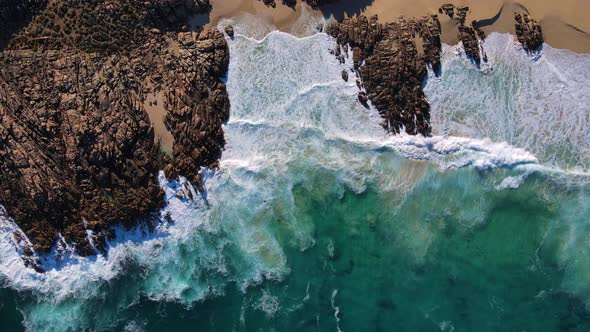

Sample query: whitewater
[1,20,590,331]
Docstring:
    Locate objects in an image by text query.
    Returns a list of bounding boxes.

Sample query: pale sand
[144,90,174,155]
[205,0,590,53]
[206,0,317,34]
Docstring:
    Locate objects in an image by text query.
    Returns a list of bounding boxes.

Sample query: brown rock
[327,15,441,136]
[438,4,486,65]
[0,0,230,271]
[515,13,543,52]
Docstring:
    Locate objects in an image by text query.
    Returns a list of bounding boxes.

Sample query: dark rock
[145,0,212,30]
[439,4,455,18]
[514,13,543,52]
[302,0,337,7]
[438,4,485,65]
[0,0,48,50]
[224,24,235,38]
[458,23,481,64]
[260,0,276,7]
[0,0,230,270]
[7,0,212,53]
[341,69,349,82]
[358,91,368,106]
[327,14,441,136]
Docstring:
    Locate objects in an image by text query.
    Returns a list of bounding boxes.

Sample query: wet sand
[205,0,590,53]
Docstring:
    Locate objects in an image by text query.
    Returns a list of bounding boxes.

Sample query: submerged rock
[341,69,349,82]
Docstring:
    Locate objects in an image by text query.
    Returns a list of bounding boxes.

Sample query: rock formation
[514,13,543,52]
[224,25,235,38]
[162,29,230,191]
[0,0,229,270]
[327,15,441,136]
[439,4,486,64]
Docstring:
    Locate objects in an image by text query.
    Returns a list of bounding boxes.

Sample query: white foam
[254,289,281,318]
[425,33,590,171]
[331,289,343,332]
[220,31,549,182]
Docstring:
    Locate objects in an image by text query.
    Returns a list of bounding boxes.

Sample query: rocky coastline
[0,0,229,270]
[325,3,543,137]
[0,0,544,271]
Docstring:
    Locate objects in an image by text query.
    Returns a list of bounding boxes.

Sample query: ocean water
[1,25,590,331]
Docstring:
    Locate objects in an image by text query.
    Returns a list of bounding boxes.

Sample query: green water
[123,168,589,331]
[2,160,590,331]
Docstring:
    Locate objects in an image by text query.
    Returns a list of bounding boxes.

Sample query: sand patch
[144,90,174,155]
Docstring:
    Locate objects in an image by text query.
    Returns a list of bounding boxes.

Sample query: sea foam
[425,33,590,171]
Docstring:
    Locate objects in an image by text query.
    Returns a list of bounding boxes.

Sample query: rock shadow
[0,0,48,51]
[313,0,376,21]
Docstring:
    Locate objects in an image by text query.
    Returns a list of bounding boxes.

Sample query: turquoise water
[1,28,590,331]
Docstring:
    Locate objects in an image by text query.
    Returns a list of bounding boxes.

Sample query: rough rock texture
[439,4,485,64]
[162,30,230,191]
[515,13,543,52]
[0,0,229,269]
[224,24,235,38]
[439,3,454,18]
[327,15,442,136]
[8,0,212,53]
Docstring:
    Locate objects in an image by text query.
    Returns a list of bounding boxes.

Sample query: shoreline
[205,0,590,54]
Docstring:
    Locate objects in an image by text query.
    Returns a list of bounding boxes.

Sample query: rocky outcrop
[0,0,229,270]
[301,0,337,7]
[8,0,212,53]
[514,13,543,52]
[327,15,442,136]
[162,30,230,191]
[439,4,455,18]
[0,50,165,259]
[439,4,486,64]
[224,25,235,38]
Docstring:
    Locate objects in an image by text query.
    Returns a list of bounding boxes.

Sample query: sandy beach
[205,0,590,53]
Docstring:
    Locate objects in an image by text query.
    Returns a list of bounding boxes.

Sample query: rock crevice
[0,0,230,269]
[327,14,442,136]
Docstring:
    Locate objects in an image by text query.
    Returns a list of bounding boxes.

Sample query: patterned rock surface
[0,0,229,269]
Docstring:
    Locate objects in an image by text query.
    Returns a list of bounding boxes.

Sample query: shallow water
[1,28,590,331]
